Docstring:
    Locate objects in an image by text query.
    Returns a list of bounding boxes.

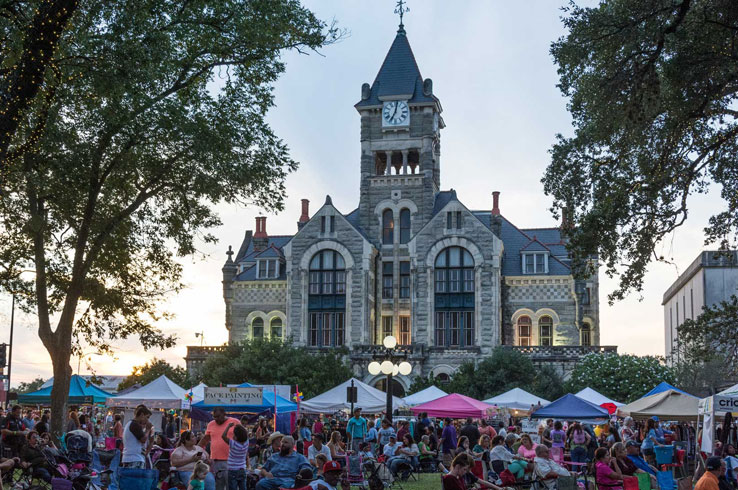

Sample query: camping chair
[303,440,313,457]
[662,449,686,479]
[365,457,398,489]
[345,453,366,487]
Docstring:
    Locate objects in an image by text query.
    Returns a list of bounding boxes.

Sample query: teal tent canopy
[192,382,297,413]
[18,375,112,405]
[642,382,696,398]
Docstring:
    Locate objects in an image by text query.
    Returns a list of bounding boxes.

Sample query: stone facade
[185,27,607,391]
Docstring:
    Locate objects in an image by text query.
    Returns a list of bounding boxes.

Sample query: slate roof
[253,245,283,259]
[355,29,438,108]
[235,265,287,281]
[471,211,571,276]
[520,238,550,252]
[237,235,292,263]
[431,190,457,216]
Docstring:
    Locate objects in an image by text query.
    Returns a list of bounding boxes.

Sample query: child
[222,422,251,490]
[359,442,374,460]
[188,460,209,490]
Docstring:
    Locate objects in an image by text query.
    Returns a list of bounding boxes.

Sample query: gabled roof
[235,264,287,281]
[253,245,283,259]
[343,207,372,243]
[355,29,438,108]
[520,237,550,253]
[236,235,292,263]
[471,211,572,276]
[431,190,457,216]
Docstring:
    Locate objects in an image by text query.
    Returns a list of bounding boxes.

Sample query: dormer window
[257,259,279,279]
[522,253,548,274]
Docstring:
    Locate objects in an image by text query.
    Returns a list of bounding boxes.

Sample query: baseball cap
[651,416,659,421]
[389,434,397,440]
[323,460,342,473]
[706,456,722,471]
[625,441,640,448]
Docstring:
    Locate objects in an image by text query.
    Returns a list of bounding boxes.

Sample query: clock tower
[355,25,443,244]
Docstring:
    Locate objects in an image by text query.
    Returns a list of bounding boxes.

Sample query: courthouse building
[186,25,612,393]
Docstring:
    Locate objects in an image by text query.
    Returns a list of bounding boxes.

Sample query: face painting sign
[204,387,263,406]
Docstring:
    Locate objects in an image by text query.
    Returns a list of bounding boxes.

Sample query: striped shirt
[227,439,249,470]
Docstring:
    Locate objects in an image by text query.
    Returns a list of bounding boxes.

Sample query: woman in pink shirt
[517,434,538,460]
[594,447,624,490]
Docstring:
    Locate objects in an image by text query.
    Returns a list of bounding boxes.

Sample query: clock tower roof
[356,29,438,109]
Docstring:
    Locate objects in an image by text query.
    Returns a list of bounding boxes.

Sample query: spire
[395,0,409,34]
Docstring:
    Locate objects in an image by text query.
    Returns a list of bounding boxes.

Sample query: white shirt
[490,445,515,463]
[534,456,570,490]
[309,480,337,490]
[121,421,145,463]
[383,443,399,458]
[308,443,333,463]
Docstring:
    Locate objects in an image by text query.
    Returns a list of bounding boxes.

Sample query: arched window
[434,247,475,347]
[517,316,532,346]
[581,322,591,346]
[435,372,451,384]
[270,318,283,339]
[252,317,264,339]
[382,209,394,244]
[308,250,346,347]
[539,315,553,346]
[399,208,411,244]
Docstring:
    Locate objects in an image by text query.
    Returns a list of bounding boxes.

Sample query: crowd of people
[0,401,729,490]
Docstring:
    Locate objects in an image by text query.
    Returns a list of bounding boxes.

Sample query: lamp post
[366,335,412,422]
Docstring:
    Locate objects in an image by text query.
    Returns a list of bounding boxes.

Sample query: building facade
[187,27,607,392]
[663,250,738,360]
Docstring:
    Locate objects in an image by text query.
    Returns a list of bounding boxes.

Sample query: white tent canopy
[575,387,623,407]
[483,388,550,411]
[189,382,208,404]
[403,386,448,406]
[107,375,186,409]
[699,387,738,454]
[301,378,406,414]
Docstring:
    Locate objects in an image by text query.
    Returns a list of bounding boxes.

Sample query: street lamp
[367,335,413,422]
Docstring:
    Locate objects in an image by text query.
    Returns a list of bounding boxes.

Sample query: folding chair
[345,453,367,488]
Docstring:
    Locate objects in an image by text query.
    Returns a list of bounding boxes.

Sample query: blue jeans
[389,456,417,478]
[255,477,295,490]
[228,468,246,490]
[179,470,216,490]
[571,446,587,464]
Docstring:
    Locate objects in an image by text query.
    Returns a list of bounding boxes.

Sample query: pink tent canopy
[411,393,495,419]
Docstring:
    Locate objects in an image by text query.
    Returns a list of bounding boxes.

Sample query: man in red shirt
[199,407,240,490]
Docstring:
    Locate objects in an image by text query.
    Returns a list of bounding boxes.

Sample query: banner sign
[204,387,263,406]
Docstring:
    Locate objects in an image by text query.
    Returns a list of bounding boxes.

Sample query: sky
[2,0,727,385]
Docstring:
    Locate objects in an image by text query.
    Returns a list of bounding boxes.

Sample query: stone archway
[373,378,406,397]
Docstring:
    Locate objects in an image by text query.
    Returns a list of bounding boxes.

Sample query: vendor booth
[193,383,297,434]
[699,385,738,453]
[410,393,495,419]
[618,389,698,421]
[18,374,112,405]
[483,388,550,412]
[106,375,186,409]
[575,387,623,407]
[300,378,405,414]
[403,386,448,406]
[643,382,696,399]
[532,393,609,420]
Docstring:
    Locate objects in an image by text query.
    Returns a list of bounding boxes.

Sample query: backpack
[500,469,517,486]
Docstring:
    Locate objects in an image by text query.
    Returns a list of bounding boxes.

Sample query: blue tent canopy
[192,383,297,413]
[642,382,696,398]
[532,393,609,420]
[18,375,112,405]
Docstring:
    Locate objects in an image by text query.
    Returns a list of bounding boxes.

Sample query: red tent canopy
[411,393,494,419]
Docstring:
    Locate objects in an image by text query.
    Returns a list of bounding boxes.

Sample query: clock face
[382,101,410,126]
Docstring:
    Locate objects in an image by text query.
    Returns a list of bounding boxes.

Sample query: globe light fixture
[393,364,399,376]
[380,360,394,375]
[398,361,412,376]
[383,335,397,349]
[368,361,381,375]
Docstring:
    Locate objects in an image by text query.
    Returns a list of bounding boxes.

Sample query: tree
[445,347,559,401]
[0,0,80,173]
[406,374,445,396]
[566,353,676,403]
[118,358,190,391]
[13,377,45,394]
[0,0,342,439]
[544,1,738,304]
[530,364,566,402]
[196,338,353,398]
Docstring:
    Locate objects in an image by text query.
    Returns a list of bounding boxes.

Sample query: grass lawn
[392,472,443,489]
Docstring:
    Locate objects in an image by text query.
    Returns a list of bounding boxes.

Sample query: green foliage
[530,364,566,402]
[0,0,342,437]
[566,353,676,403]
[444,347,563,401]
[544,1,738,303]
[197,338,353,398]
[13,377,46,394]
[407,374,445,396]
[118,358,190,391]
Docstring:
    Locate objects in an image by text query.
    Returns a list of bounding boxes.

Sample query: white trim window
[257,259,280,278]
[521,253,548,274]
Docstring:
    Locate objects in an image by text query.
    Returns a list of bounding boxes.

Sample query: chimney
[297,199,310,231]
[253,216,268,251]
[490,191,502,237]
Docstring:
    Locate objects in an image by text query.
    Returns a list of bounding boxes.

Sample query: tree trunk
[48,344,72,442]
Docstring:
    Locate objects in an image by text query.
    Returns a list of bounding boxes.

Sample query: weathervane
[395,0,409,32]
